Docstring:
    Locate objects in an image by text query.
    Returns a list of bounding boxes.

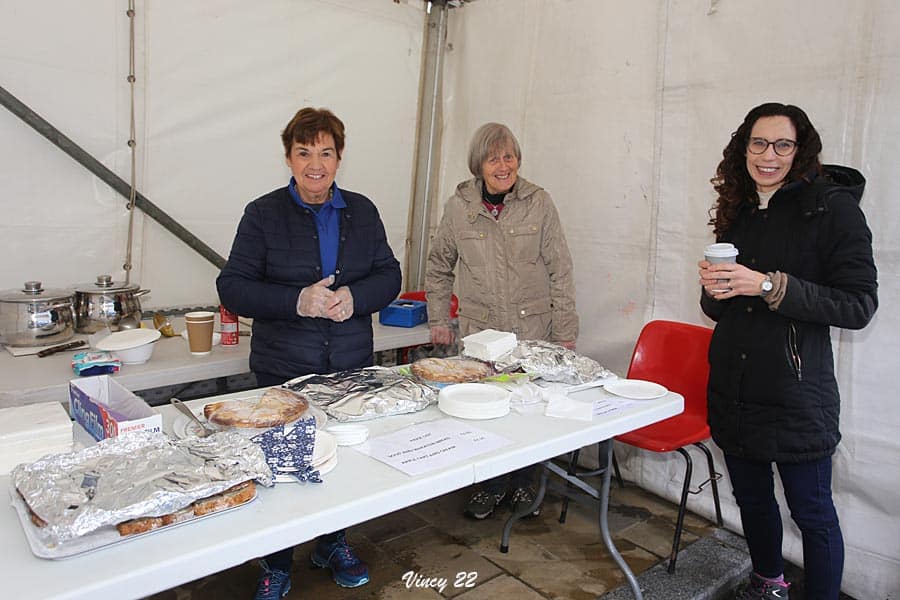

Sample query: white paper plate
[274,453,338,482]
[603,379,668,400]
[95,328,161,351]
[171,402,327,439]
[312,430,337,465]
[438,383,511,420]
[325,423,369,446]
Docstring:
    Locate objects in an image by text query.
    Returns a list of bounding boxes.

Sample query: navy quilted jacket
[217,185,401,381]
[700,165,878,463]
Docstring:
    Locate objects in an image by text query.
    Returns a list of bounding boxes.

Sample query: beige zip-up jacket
[425,176,578,343]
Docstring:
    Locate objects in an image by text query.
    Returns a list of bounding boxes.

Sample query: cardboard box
[69,375,161,442]
[379,299,428,327]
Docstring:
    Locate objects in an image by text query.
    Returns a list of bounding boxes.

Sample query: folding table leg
[498,443,644,600]
[597,442,644,600]
[499,465,549,553]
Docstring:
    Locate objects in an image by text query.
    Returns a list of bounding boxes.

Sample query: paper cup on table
[184,311,215,356]
[704,243,738,293]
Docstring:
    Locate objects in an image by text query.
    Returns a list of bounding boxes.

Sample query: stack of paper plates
[438,383,511,420]
[325,423,369,446]
[274,430,338,481]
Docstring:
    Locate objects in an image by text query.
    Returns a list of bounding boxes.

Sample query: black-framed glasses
[747,137,797,156]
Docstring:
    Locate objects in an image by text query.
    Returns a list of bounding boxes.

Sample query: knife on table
[36,340,87,357]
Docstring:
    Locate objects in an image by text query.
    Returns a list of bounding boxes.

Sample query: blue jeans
[724,453,844,599]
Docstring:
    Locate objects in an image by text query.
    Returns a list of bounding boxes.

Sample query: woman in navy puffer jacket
[218,107,400,598]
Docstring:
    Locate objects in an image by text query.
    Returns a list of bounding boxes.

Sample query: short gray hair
[467,123,522,178]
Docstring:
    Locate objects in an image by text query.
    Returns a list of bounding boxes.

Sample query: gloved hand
[324,286,354,322]
[430,324,455,345]
[296,275,335,317]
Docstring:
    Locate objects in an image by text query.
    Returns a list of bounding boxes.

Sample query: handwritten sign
[355,419,512,477]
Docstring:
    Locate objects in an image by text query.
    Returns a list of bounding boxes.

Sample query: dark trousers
[481,465,537,495]
[264,531,344,572]
[255,371,343,573]
[724,453,844,599]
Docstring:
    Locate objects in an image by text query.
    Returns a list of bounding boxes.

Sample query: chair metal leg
[693,441,723,526]
[668,447,694,573]
[558,449,581,523]
[612,449,624,488]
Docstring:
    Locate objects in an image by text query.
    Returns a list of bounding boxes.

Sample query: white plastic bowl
[96,328,162,364]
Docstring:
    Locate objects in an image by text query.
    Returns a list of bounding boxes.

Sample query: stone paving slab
[600,535,751,600]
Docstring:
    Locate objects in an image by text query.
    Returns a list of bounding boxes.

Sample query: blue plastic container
[379,299,428,327]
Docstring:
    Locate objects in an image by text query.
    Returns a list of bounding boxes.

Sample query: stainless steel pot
[0,281,76,347]
[73,274,151,334]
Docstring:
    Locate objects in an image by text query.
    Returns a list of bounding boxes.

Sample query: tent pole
[0,84,226,270]
[405,0,450,291]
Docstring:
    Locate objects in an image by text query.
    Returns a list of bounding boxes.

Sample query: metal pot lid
[0,281,75,303]
[73,274,141,294]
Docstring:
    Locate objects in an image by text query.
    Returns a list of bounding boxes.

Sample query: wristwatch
[760,275,774,297]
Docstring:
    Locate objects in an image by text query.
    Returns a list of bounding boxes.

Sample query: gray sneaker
[509,487,542,517]
[464,490,506,519]
[736,573,790,600]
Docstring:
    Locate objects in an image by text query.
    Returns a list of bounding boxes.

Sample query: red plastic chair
[398,290,458,319]
[616,319,723,572]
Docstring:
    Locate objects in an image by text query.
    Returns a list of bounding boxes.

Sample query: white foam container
[462,329,517,361]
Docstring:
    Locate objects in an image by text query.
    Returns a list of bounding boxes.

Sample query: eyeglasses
[747,137,797,156]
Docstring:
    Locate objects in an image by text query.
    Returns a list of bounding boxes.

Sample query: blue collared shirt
[288,177,346,279]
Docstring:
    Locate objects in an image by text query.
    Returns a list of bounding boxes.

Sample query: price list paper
[354,419,512,477]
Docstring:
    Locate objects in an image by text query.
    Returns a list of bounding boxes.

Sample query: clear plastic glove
[324,286,354,322]
[297,275,335,317]
[430,324,455,345]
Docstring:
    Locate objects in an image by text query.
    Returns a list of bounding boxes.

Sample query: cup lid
[704,243,739,257]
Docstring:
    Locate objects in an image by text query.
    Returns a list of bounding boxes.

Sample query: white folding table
[1,386,682,599]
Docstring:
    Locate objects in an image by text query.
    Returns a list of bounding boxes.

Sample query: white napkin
[542,376,620,421]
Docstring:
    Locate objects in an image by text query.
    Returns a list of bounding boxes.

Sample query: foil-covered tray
[8,481,258,560]
[490,340,615,385]
[283,366,437,422]
[11,431,272,547]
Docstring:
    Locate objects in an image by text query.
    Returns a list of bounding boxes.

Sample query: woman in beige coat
[425,122,578,519]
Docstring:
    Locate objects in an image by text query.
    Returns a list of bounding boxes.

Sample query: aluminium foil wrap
[11,430,272,543]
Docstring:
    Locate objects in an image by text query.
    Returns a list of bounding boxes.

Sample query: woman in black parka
[698,103,877,600]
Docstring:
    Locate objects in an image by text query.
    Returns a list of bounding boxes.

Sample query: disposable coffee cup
[704,243,739,264]
[704,243,738,293]
[185,311,215,356]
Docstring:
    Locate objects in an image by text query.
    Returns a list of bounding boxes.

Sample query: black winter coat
[216,185,401,381]
[700,165,878,463]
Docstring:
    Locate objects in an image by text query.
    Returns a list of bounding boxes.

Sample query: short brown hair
[281,107,345,158]
[467,122,522,178]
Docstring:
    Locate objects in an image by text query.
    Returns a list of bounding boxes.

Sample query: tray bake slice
[204,387,309,428]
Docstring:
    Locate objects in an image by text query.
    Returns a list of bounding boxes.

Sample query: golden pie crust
[410,357,491,383]
[203,387,309,428]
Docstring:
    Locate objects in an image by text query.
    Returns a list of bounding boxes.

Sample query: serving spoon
[170,398,216,437]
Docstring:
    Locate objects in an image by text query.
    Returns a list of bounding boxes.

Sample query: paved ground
[146,478,854,600]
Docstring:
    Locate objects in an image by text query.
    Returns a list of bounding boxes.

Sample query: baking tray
[8,483,258,559]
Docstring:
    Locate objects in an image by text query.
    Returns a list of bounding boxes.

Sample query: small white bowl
[96,328,162,364]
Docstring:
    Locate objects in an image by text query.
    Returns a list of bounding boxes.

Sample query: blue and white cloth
[250,416,322,483]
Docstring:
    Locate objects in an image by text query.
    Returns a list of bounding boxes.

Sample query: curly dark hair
[709,103,823,237]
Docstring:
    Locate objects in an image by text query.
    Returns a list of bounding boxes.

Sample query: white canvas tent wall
[1,1,897,598]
